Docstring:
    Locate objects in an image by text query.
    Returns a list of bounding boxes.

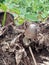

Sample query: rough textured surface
[0,12,14,26]
[0,12,49,65]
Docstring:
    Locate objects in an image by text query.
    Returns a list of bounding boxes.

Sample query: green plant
[0,0,49,26]
[0,3,7,26]
[0,0,5,3]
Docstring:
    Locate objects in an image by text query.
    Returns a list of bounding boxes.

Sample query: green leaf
[10,8,20,14]
[17,17,24,25]
[19,8,26,16]
[0,0,5,3]
[25,13,39,21]
[2,12,6,26]
[0,3,7,11]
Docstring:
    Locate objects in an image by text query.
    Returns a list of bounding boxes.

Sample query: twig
[1,22,13,30]
[0,28,6,36]
[15,29,25,33]
[11,34,22,44]
[3,59,7,65]
[20,48,31,65]
[0,22,13,36]
[24,51,31,65]
[29,46,37,65]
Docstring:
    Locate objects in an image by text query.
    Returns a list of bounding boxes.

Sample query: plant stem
[2,12,6,26]
[29,46,37,65]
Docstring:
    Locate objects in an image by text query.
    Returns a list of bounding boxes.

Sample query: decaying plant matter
[0,12,49,65]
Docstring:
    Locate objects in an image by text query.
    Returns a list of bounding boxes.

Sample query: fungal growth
[25,24,37,40]
[23,23,38,47]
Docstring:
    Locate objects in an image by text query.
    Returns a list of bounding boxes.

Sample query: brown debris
[0,12,49,65]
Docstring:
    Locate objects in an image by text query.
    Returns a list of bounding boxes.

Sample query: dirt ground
[0,12,49,65]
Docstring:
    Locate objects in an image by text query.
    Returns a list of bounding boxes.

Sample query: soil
[0,12,49,65]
